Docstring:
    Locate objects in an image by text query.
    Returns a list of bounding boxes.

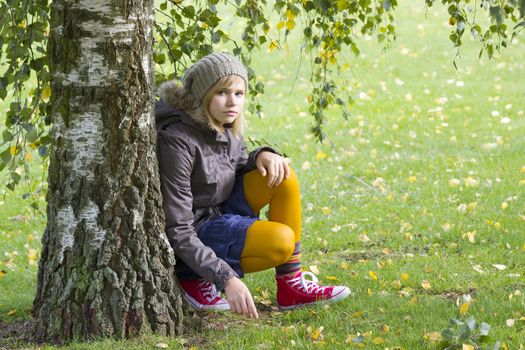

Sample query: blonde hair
[202,75,247,137]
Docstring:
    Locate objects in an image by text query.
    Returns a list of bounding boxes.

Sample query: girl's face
[208,76,246,127]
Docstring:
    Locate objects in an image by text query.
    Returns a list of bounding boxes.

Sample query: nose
[226,93,236,106]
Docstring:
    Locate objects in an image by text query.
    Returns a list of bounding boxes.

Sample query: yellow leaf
[309,265,320,275]
[493,222,501,230]
[325,276,338,281]
[200,22,209,29]
[400,273,409,281]
[286,19,295,30]
[521,166,525,173]
[18,20,27,29]
[29,143,38,150]
[276,21,285,30]
[421,280,431,290]
[381,324,390,333]
[340,261,349,270]
[27,249,38,261]
[0,270,6,279]
[467,202,477,212]
[462,345,475,350]
[7,309,17,316]
[372,337,384,345]
[409,296,418,304]
[9,146,18,156]
[320,206,331,215]
[316,151,327,160]
[459,302,469,316]
[286,10,295,20]
[424,331,442,343]
[25,152,33,162]
[519,179,525,186]
[351,310,364,318]
[41,85,51,103]
[269,40,279,52]
[466,231,476,243]
[501,202,509,209]
[368,271,378,280]
[337,0,348,12]
[407,176,417,183]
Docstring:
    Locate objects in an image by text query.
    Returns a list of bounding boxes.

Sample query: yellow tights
[240,168,302,273]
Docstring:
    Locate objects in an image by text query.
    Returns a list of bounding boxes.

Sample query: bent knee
[277,167,299,191]
[267,225,295,265]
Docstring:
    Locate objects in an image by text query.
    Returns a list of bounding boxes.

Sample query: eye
[216,90,226,95]
[235,91,245,97]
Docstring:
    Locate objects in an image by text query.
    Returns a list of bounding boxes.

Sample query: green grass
[2,0,525,348]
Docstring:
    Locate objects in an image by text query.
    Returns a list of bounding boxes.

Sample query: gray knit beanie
[182,53,248,103]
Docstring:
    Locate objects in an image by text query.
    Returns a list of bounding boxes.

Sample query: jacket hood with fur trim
[155,80,212,131]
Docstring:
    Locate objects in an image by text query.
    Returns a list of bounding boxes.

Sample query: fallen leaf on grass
[7,310,16,316]
[351,310,365,318]
[421,280,431,290]
[400,273,409,281]
[506,319,515,327]
[372,337,384,345]
[307,326,324,342]
[472,265,484,273]
[309,265,320,274]
[459,303,469,316]
[463,345,475,350]
[493,264,507,271]
[155,343,169,349]
[424,331,442,343]
[368,271,378,280]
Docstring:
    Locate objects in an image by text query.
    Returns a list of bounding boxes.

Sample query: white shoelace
[288,272,328,294]
[199,280,220,302]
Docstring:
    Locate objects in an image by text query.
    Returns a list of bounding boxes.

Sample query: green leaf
[490,6,504,24]
[182,6,196,19]
[2,130,14,142]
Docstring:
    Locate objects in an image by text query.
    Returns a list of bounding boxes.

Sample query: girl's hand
[224,277,259,318]
[255,151,290,188]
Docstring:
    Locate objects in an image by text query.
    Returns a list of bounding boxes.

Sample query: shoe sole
[182,292,230,311]
[278,287,352,311]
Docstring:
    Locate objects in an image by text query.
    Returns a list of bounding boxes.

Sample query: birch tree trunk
[32,0,184,343]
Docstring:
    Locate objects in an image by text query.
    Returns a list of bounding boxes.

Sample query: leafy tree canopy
[0,0,524,199]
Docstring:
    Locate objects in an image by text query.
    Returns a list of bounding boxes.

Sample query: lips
[225,110,238,116]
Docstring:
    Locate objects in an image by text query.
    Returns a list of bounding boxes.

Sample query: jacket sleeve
[158,130,238,290]
[236,138,278,176]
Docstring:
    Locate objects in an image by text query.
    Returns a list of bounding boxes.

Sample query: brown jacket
[156,81,271,290]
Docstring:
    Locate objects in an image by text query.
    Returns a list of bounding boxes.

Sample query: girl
[156,53,350,318]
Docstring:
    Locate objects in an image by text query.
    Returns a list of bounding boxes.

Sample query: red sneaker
[276,271,351,310]
[179,279,230,310]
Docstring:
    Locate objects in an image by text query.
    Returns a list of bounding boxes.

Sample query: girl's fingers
[247,295,259,319]
[283,160,290,179]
